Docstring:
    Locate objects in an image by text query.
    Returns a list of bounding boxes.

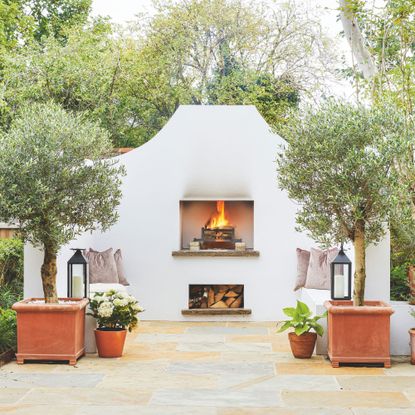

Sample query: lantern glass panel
[71,264,85,298]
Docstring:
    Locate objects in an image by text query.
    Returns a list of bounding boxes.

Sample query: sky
[91,0,154,23]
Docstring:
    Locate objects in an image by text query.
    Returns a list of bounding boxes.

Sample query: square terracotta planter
[12,298,89,365]
[324,300,394,368]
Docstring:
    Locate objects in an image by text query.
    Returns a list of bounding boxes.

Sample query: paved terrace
[0,321,414,414]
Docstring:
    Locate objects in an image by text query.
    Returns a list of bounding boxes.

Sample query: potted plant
[277,301,326,358]
[277,100,413,367]
[0,103,124,364]
[88,290,144,357]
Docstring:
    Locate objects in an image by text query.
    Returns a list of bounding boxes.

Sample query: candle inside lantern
[334,274,345,298]
[72,275,83,298]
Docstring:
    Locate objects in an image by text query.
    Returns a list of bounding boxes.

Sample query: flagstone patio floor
[1,321,414,414]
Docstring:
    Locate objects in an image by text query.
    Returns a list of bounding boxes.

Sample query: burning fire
[206,201,231,229]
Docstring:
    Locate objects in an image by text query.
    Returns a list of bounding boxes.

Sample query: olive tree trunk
[353,220,366,306]
[41,246,58,303]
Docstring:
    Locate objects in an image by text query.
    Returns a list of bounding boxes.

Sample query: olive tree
[277,100,413,306]
[0,103,125,303]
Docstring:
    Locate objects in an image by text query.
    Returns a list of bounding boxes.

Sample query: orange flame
[206,201,230,228]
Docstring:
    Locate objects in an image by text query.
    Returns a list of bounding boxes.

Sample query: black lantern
[330,244,352,300]
[67,249,89,298]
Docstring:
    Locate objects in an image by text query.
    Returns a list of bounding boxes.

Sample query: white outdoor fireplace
[24,105,389,322]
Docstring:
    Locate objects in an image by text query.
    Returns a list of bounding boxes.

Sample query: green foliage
[88,290,144,332]
[276,99,413,247]
[0,308,17,353]
[0,102,125,253]
[390,263,411,302]
[24,0,92,43]
[0,238,23,285]
[277,301,326,336]
[1,0,333,147]
[0,0,91,52]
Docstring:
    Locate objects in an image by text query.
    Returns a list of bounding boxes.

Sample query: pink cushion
[114,249,130,286]
[294,248,310,291]
[304,247,339,290]
[86,248,119,284]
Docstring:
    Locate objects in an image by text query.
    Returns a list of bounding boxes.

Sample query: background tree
[1,0,337,147]
[277,100,413,306]
[0,103,125,303]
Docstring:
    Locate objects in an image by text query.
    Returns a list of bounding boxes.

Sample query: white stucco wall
[24,105,391,323]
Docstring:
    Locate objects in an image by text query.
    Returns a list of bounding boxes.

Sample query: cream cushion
[114,249,130,286]
[294,248,310,291]
[304,247,339,290]
[86,248,119,284]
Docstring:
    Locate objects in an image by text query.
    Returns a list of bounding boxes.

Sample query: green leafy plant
[88,290,144,332]
[390,263,411,302]
[0,308,17,353]
[0,238,23,286]
[277,301,326,336]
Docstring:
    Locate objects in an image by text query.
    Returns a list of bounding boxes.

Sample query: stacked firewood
[189,285,244,309]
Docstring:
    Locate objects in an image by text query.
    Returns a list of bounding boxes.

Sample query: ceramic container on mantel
[12,298,89,365]
[324,300,394,368]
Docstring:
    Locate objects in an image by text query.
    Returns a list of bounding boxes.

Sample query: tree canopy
[0,102,125,301]
[0,0,337,147]
[277,100,414,304]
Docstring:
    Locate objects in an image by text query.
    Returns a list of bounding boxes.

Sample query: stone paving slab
[218,408,353,415]
[176,341,272,352]
[150,388,282,407]
[186,326,268,335]
[1,321,415,413]
[337,375,415,391]
[0,373,104,388]
[281,390,411,408]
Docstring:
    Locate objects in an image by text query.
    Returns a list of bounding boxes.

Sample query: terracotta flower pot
[95,328,127,358]
[12,298,88,365]
[324,300,394,368]
[288,332,317,358]
[409,328,415,365]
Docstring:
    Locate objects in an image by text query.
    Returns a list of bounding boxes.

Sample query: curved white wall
[24,105,390,320]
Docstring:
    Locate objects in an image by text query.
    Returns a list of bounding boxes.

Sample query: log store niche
[189,284,244,309]
[179,200,254,252]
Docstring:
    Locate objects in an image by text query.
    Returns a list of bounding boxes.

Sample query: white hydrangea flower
[98,301,114,318]
[93,295,105,303]
[116,291,129,299]
[113,298,128,307]
[132,303,144,312]
[127,296,136,304]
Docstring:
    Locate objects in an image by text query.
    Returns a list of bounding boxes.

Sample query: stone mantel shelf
[181,308,252,315]
[172,250,260,257]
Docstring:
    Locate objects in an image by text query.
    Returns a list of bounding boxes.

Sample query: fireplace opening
[180,200,253,250]
[189,284,244,309]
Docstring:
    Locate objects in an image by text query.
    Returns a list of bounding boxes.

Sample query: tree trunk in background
[41,246,58,303]
[353,220,366,306]
[408,265,415,302]
[339,0,377,80]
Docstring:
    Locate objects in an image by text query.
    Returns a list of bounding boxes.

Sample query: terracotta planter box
[324,300,394,368]
[12,298,89,365]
